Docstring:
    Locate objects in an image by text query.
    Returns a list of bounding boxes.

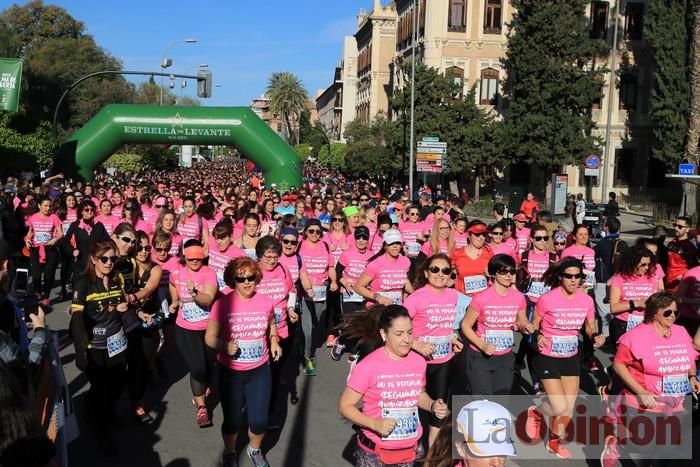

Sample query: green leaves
[266,71,309,146]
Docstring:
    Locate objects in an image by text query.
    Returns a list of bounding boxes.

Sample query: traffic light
[197,70,212,98]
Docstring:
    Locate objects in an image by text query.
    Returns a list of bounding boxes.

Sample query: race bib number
[419,335,451,359]
[106,328,127,358]
[463,275,488,294]
[312,285,327,302]
[274,307,283,325]
[34,232,52,244]
[551,335,578,356]
[216,272,227,291]
[583,270,595,288]
[342,290,364,303]
[484,330,514,351]
[379,291,402,305]
[527,281,550,298]
[244,248,257,260]
[237,338,264,363]
[406,242,420,257]
[662,374,691,395]
[181,301,209,322]
[626,314,644,332]
[382,407,419,441]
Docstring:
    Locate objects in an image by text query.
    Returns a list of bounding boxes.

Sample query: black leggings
[218,362,271,436]
[175,326,216,397]
[425,361,451,427]
[465,347,514,396]
[29,246,58,298]
[85,348,127,432]
[59,248,73,291]
[126,327,160,404]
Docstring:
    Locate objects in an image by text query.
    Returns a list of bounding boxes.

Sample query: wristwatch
[629,300,635,310]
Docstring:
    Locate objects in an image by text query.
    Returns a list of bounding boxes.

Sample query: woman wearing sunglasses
[208,221,246,295]
[278,227,302,287]
[525,257,605,459]
[552,231,567,257]
[25,195,63,306]
[326,209,352,266]
[487,221,517,261]
[402,253,460,446]
[169,240,219,427]
[121,198,152,236]
[125,231,163,425]
[451,221,492,297]
[399,205,426,260]
[461,254,529,396]
[298,219,338,376]
[205,256,281,467]
[62,199,109,292]
[420,219,455,258]
[69,239,129,454]
[601,292,700,466]
[150,231,180,361]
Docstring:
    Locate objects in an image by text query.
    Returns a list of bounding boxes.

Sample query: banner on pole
[0,58,22,112]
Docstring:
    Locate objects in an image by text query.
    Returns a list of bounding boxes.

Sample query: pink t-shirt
[399,222,425,257]
[279,253,301,284]
[536,287,594,358]
[370,233,385,255]
[679,266,700,321]
[420,239,448,256]
[142,207,159,225]
[346,348,426,450]
[617,323,698,412]
[210,292,274,371]
[179,214,203,242]
[453,231,468,249]
[610,273,659,325]
[61,209,78,234]
[111,204,123,219]
[167,233,184,256]
[653,264,665,283]
[561,244,596,288]
[403,286,459,364]
[524,249,554,302]
[133,219,153,236]
[514,227,531,255]
[95,214,119,236]
[363,254,411,306]
[259,218,278,237]
[298,240,333,286]
[338,247,373,285]
[489,242,518,262]
[28,213,62,245]
[469,286,526,355]
[325,231,354,265]
[170,264,218,331]
[208,245,246,294]
[257,264,294,340]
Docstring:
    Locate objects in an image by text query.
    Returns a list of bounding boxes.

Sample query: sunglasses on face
[662,308,680,318]
[155,204,167,208]
[98,255,116,264]
[554,241,566,246]
[83,207,94,212]
[491,231,503,236]
[125,205,139,211]
[332,217,345,222]
[137,245,152,252]
[355,234,369,241]
[306,229,321,235]
[154,247,170,253]
[562,272,584,279]
[408,212,419,217]
[533,236,549,241]
[120,236,136,244]
[360,198,368,202]
[429,266,452,275]
[497,268,516,275]
[285,221,297,226]
[471,232,486,238]
[234,274,256,283]
[282,239,298,246]
[673,223,688,229]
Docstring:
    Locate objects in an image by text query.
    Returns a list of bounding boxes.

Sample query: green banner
[0,58,22,112]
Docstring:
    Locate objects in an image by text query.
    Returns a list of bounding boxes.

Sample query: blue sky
[3,0,370,105]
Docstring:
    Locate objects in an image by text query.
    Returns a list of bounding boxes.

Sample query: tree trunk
[284,112,295,146]
[474,174,480,202]
[686,2,700,217]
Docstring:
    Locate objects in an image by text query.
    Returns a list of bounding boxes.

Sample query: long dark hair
[616,246,654,279]
[413,253,451,290]
[541,257,584,288]
[83,239,118,283]
[335,304,410,361]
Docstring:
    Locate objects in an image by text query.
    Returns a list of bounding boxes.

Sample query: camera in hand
[21,294,40,322]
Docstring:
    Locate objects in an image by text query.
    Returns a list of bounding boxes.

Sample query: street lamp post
[180,63,209,102]
[160,38,197,105]
[408,0,418,200]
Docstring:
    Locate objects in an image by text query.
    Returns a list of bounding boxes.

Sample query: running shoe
[196,405,212,428]
[525,405,544,441]
[325,334,337,347]
[221,450,238,467]
[600,435,620,467]
[135,405,154,424]
[304,357,317,376]
[330,341,345,361]
[246,444,269,467]
[546,436,571,459]
[584,357,600,371]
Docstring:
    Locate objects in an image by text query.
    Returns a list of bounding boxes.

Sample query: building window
[590,1,608,40]
[446,66,465,97]
[448,0,467,32]
[625,2,644,40]
[479,68,499,105]
[619,73,637,111]
[591,75,604,110]
[613,148,635,187]
[483,0,502,34]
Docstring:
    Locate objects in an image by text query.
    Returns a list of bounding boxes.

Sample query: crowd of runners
[0,159,699,467]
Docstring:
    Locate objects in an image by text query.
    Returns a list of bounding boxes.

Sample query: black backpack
[516,250,558,293]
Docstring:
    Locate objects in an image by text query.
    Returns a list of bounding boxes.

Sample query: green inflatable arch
[55,104,302,189]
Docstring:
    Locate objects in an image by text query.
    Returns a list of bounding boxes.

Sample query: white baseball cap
[382,228,402,245]
[456,400,517,458]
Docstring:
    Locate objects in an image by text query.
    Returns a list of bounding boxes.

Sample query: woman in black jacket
[62,199,109,289]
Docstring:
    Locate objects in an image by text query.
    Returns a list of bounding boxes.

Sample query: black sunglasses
[155,204,167,208]
[491,231,503,236]
[332,217,345,222]
[355,234,369,241]
[497,268,516,275]
[125,205,139,211]
[306,229,321,234]
[662,308,680,318]
[429,266,452,275]
[533,236,549,241]
[562,272,584,279]
[137,245,152,252]
[234,274,256,284]
[119,236,136,244]
[83,207,94,212]
[98,255,116,264]
[554,241,566,246]
[282,239,298,246]
[154,247,169,253]
[471,232,486,238]
[673,223,688,229]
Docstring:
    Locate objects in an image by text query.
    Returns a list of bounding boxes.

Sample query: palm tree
[266,72,309,146]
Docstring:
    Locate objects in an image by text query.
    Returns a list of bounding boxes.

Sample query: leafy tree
[266,71,309,146]
[318,143,347,170]
[293,143,311,161]
[647,0,692,168]
[0,114,55,170]
[298,109,313,144]
[502,0,606,172]
[102,153,147,174]
[345,114,401,177]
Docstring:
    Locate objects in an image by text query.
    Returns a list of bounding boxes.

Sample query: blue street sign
[585,154,600,170]
[679,163,696,176]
